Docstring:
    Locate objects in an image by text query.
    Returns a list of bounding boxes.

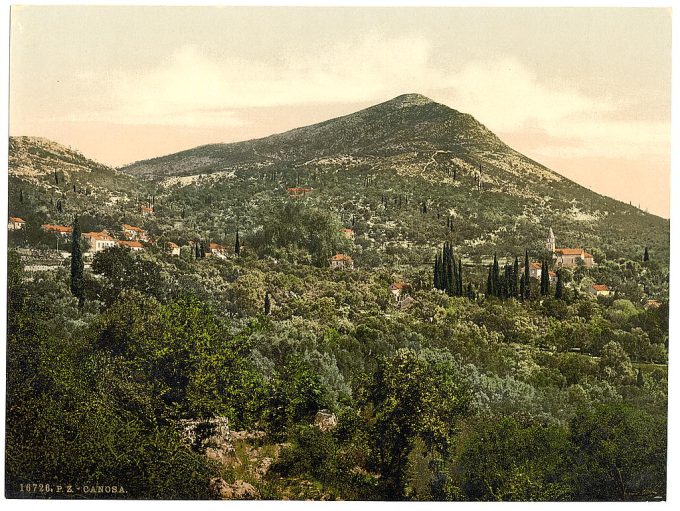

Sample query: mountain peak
[386,93,435,107]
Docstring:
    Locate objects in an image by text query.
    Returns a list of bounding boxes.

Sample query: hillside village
[6,96,669,501]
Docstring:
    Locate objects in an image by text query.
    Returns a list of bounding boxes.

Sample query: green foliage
[458,417,572,501]
[249,201,350,266]
[569,403,666,500]
[366,348,470,499]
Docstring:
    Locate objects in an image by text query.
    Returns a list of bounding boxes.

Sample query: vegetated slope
[8,136,154,233]
[118,94,669,268]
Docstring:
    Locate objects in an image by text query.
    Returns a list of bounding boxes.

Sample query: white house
[122,223,149,241]
[589,284,611,297]
[330,253,353,269]
[8,217,26,230]
[83,231,116,253]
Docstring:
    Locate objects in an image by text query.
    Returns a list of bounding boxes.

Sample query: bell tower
[546,227,556,253]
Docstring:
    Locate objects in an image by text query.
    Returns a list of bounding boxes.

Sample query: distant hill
[117,94,669,266]
[9,95,669,272]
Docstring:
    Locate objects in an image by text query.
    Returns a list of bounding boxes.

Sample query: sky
[9,5,672,217]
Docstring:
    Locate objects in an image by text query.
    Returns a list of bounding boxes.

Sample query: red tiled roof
[583,252,593,258]
[209,242,225,250]
[555,248,584,256]
[167,242,179,249]
[42,224,72,233]
[330,254,352,262]
[122,223,145,232]
[591,284,610,292]
[390,282,407,290]
[529,261,542,269]
[9,217,25,223]
[118,240,143,248]
[83,231,113,241]
[548,271,557,277]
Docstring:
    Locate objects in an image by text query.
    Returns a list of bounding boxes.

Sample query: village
[9,208,620,304]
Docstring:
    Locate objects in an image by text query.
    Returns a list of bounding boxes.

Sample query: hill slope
[117,94,669,268]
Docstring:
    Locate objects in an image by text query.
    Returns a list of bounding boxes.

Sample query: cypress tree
[524,250,530,300]
[520,277,525,302]
[264,291,271,315]
[555,270,563,299]
[492,254,500,298]
[457,259,463,297]
[195,243,200,260]
[513,256,520,298]
[644,246,649,262]
[433,255,441,290]
[487,265,493,297]
[235,229,241,255]
[466,282,473,300]
[636,369,645,388]
[19,189,23,203]
[70,216,85,307]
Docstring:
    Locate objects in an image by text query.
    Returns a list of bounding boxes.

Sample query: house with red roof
[588,284,611,297]
[117,240,144,252]
[83,231,116,253]
[546,228,595,268]
[329,253,353,269]
[8,217,25,230]
[42,224,72,236]
[122,223,149,241]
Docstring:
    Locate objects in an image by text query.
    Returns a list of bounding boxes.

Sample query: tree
[492,254,500,297]
[367,348,470,499]
[264,291,271,315]
[555,270,563,299]
[70,216,85,307]
[19,189,23,203]
[643,247,649,262]
[459,417,572,501]
[524,250,531,300]
[636,368,645,388]
[235,228,241,255]
[569,403,666,500]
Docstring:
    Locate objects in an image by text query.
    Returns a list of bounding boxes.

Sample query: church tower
[546,227,556,253]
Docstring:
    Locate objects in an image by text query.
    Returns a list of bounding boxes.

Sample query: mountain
[117,94,668,266]
[9,94,669,275]
[8,136,153,233]
[121,93,552,183]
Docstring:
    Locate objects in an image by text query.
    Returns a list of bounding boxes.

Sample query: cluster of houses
[534,228,609,296]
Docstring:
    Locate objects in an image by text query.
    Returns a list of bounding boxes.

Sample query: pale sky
[9,6,672,217]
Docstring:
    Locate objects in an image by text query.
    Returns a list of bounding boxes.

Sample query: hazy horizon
[9,6,671,217]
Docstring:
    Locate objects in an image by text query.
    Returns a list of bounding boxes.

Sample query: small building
[527,261,542,279]
[287,187,313,198]
[545,228,595,268]
[339,228,355,239]
[589,284,611,297]
[140,206,154,216]
[8,217,26,230]
[117,240,144,252]
[554,248,595,269]
[329,253,353,269]
[548,271,558,285]
[208,242,228,258]
[644,299,662,310]
[83,231,116,253]
[389,282,408,301]
[122,223,149,241]
[42,224,72,237]
[167,241,181,256]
